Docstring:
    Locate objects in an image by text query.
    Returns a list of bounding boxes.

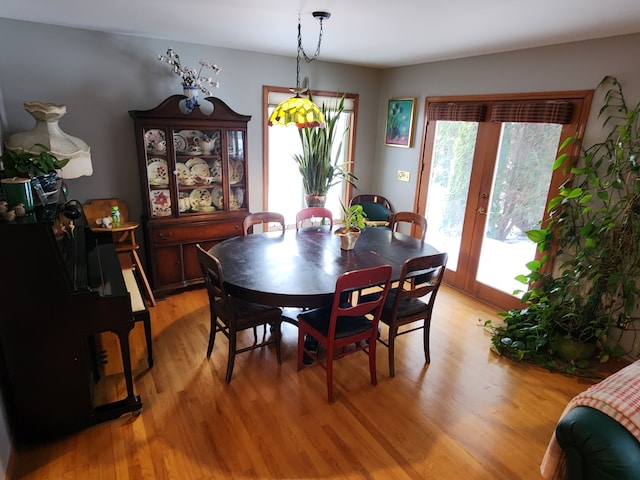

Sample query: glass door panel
[424,121,477,272]
[476,122,562,295]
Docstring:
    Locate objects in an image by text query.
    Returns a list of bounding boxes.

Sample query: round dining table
[208,226,440,309]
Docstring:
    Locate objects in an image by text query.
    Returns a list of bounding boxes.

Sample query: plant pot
[305,194,326,207]
[335,227,361,250]
[31,172,60,205]
[553,334,597,362]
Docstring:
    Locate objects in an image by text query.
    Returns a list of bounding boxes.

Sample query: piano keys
[0,210,144,444]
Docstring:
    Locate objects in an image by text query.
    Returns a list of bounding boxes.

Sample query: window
[263,86,358,228]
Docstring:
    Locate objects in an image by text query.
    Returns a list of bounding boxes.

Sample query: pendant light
[268,11,331,128]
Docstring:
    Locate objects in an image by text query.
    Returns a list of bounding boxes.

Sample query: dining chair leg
[274,318,282,364]
[388,325,398,377]
[206,310,217,358]
[368,340,378,386]
[225,332,237,383]
[326,349,335,404]
[423,319,431,364]
[297,328,305,371]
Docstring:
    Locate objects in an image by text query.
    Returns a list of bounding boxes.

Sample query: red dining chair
[363,253,448,377]
[389,211,427,241]
[295,207,333,231]
[297,264,392,403]
[196,244,283,383]
[243,212,285,235]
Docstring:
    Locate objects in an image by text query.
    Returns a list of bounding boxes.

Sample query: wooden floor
[6,285,627,480]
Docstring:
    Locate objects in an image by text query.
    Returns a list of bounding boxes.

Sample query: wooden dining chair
[349,194,393,226]
[297,264,392,403]
[196,244,283,383]
[389,211,428,241]
[364,253,448,377]
[295,207,333,231]
[242,211,285,235]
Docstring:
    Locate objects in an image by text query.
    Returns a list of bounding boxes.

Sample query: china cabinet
[129,96,250,296]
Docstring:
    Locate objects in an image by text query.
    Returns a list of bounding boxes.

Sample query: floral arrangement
[157,48,221,95]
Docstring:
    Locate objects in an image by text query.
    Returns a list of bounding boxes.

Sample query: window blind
[490,101,574,124]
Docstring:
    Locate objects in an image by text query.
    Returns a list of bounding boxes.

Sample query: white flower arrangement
[157,48,221,96]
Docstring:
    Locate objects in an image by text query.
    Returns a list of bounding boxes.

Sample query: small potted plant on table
[335,199,366,250]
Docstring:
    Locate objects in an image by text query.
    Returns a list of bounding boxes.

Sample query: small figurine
[0,201,7,215]
[14,203,26,217]
[3,210,16,222]
[96,216,113,229]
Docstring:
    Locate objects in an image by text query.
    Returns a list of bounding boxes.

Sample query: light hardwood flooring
[6,285,627,480]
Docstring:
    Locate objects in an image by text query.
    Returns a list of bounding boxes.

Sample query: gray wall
[372,33,640,212]
[1,15,639,479]
[0,18,381,223]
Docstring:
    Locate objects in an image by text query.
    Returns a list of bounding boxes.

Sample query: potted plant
[292,94,357,207]
[335,199,367,250]
[1,143,69,197]
[485,76,640,373]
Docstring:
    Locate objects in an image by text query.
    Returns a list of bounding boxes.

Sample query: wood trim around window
[262,85,359,211]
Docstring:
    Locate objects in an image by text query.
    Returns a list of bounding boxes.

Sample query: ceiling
[3,0,640,68]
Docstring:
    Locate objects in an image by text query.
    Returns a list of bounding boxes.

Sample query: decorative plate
[186,157,207,168]
[150,189,171,216]
[230,187,244,210]
[190,162,210,179]
[210,159,222,182]
[210,185,224,209]
[147,159,169,186]
[189,188,212,209]
[229,159,244,185]
[173,134,188,153]
[174,129,204,154]
[145,129,166,154]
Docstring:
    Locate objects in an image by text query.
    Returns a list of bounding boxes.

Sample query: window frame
[262,85,359,226]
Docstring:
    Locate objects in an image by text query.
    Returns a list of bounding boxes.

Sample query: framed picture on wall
[385,98,416,148]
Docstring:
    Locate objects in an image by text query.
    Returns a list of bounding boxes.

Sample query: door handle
[477,207,487,215]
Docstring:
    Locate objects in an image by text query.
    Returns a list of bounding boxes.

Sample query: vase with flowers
[157,48,222,113]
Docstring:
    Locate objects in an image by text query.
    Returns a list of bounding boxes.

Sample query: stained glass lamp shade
[268,94,326,128]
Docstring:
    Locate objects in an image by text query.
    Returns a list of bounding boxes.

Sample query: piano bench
[122,268,153,368]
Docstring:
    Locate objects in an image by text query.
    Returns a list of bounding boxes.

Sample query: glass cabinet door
[144,128,172,218]
[227,130,246,211]
[173,129,222,215]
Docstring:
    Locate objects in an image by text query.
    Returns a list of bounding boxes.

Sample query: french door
[415,92,592,310]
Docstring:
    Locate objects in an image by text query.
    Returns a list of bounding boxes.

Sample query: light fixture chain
[298,15,325,64]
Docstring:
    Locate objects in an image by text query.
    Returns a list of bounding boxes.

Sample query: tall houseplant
[486,76,640,372]
[292,95,357,206]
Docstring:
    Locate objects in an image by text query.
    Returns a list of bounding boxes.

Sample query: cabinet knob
[159,232,173,239]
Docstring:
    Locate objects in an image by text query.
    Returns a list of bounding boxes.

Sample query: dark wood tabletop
[208,226,440,308]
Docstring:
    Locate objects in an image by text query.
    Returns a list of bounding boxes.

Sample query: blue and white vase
[182,85,200,113]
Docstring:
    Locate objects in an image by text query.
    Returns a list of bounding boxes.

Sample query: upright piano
[0,207,143,443]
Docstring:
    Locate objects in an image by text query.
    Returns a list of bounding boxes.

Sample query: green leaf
[526,229,547,243]
[553,153,568,170]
